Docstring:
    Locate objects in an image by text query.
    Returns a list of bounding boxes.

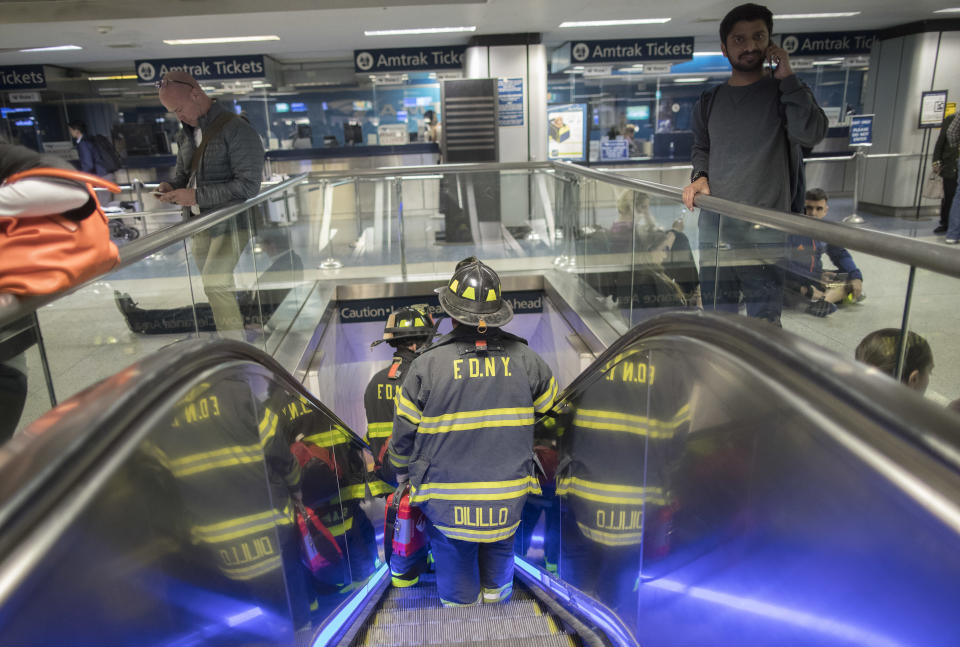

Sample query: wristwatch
[691,170,709,183]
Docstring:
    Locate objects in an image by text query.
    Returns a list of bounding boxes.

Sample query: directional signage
[354,46,466,73]
[0,65,46,90]
[135,55,266,84]
[849,114,874,147]
[339,291,544,323]
[777,31,876,57]
[569,38,694,64]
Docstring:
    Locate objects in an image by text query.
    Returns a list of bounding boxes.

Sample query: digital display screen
[1,107,31,118]
[291,102,307,112]
[275,102,290,113]
[14,119,33,127]
[353,100,373,111]
[396,110,408,122]
[626,105,651,120]
[403,97,417,107]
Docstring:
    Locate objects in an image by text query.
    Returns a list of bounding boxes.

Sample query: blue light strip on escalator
[312,563,389,647]
[513,555,638,647]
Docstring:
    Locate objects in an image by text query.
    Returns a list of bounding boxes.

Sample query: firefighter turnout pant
[426,521,514,606]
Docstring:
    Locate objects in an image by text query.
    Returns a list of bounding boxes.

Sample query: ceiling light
[694,51,723,57]
[933,7,960,12]
[773,12,861,19]
[88,74,138,81]
[364,26,476,36]
[19,45,82,52]
[163,35,280,45]
[812,60,843,66]
[559,18,671,28]
[674,77,708,83]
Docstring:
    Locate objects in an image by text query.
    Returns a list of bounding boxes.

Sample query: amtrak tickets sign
[135,55,266,84]
[354,46,466,73]
[777,31,876,57]
[0,66,46,90]
[569,38,694,64]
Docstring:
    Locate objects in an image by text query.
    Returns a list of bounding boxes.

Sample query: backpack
[91,134,122,174]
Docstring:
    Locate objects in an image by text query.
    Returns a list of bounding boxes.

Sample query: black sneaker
[935,225,948,234]
[806,299,838,317]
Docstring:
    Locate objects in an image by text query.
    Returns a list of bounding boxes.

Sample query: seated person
[786,188,864,317]
[116,228,303,335]
[855,328,933,394]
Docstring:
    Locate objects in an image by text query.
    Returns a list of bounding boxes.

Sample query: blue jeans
[947,183,960,240]
[426,521,515,606]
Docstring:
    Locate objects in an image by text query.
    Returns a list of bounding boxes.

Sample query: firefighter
[385,259,558,606]
[365,305,437,474]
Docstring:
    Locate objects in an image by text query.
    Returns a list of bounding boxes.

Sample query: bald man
[155,71,264,337]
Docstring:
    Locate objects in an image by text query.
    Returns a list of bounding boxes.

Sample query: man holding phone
[683,3,827,325]
[154,70,264,337]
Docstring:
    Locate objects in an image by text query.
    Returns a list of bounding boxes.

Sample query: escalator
[1,312,959,646]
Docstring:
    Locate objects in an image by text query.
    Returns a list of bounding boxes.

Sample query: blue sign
[354,46,465,73]
[135,55,266,84]
[600,139,630,161]
[498,77,524,127]
[569,38,694,64]
[849,115,873,147]
[0,65,46,90]
[778,31,876,57]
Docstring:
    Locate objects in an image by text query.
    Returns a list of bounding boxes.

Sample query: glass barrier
[0,359,385,645]
[516,324,960,646]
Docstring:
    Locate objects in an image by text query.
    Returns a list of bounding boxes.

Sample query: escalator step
[439,636,578,647]
[378,589,534,610]
[356,615,563,646]
[372,599,544,625]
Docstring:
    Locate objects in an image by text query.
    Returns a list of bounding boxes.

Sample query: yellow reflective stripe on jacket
[410,476,541,503]
[576,521,644,547]
[533,377,558,414]
[417,407,535,435]
[573,404,689,438]
[339,482,368,501]
[303,429,347,448]
[434,520,520,543]
[191,507,293,544]
[324,515,354,537]
[395,390,422,424]
[285,460,302,488]
[388,447,410,468]
[369,480,395,497]
[169,443,262,478]
[221,554,283,581]
[366,422,393,439]
[258,408,278,446]
[556,476,666,506]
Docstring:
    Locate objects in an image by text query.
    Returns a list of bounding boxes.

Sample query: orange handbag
[0,167,121,296]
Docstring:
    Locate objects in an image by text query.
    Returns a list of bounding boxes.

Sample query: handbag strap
[190,111,234,174]
[4,167,121,193]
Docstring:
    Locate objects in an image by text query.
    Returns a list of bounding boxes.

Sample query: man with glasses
[155,70,265,338]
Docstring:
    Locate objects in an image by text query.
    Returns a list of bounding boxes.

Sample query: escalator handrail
[0,173,310,329]
[0,338,370,556]
[546,310,960,478]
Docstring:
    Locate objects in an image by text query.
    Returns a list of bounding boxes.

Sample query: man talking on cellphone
[682,3,827,325]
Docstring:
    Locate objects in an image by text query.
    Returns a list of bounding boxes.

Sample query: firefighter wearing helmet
[385,258,557,606]
[364,304,437,587]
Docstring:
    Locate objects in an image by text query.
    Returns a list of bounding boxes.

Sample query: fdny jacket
[387,326,558,543]
[364,346,418,472]
[557,348,688,547]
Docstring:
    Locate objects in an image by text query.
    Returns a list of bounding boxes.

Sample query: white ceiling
[0,0,955,72]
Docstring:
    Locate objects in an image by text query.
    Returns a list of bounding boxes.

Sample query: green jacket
[933,114,958,180]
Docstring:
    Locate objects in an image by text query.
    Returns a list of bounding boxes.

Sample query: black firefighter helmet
[370,304,436,348]
[436,258,513,330]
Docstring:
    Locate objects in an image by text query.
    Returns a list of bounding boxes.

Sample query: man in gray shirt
[156,71,265,337]
[682,3,827,324]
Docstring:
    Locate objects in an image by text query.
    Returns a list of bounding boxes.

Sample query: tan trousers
[191,224,251,335]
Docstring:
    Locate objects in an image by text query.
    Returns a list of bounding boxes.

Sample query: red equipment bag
[384,483,427,565]
[294,499,343,575]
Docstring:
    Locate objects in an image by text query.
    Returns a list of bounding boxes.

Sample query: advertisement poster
[548,104,586,161]
[498,77,524,126]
